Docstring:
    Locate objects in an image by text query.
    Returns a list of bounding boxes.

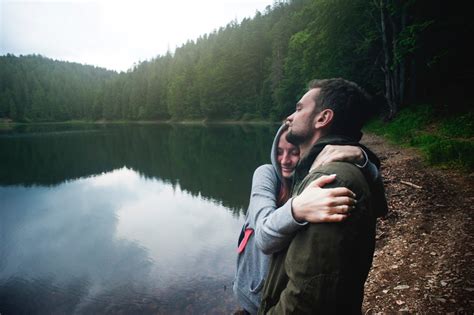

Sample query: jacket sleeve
[248,165,306,255]
[264,167,373,314]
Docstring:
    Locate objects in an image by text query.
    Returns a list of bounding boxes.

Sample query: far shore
[0,118,281,127]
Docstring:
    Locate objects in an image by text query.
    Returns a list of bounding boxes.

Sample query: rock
[394,285,410,290]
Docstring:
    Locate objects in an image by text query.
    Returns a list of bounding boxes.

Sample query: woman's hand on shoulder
[311,145,365,170]
[291,174,356,223]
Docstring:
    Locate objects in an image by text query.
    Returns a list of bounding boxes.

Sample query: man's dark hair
[308,78,372,140]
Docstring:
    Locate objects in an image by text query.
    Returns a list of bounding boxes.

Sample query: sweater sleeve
[355,148,380,183]
[248,165,306,255]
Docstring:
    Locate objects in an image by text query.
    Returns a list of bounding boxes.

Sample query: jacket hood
[270,124,287,183]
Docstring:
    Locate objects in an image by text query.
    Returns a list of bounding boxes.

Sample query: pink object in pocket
[237,228,254,254]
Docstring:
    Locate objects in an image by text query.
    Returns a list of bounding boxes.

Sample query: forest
[0,0,470,123]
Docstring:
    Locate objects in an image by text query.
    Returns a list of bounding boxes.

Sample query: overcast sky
[0,0,274,72]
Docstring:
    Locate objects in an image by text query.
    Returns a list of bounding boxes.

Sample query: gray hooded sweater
[233,125,307,314]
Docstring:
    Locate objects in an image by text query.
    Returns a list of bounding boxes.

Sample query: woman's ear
[314,109,334,129]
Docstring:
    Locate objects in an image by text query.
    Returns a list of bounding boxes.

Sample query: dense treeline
[0,0,470,122]
[0,55,115,121]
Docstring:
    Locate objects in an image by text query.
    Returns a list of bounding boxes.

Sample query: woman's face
[277,133,300,179]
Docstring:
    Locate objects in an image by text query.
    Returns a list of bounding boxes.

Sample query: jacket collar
[293,134,380,185]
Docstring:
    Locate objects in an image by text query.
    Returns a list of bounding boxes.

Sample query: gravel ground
[362,133,474,314]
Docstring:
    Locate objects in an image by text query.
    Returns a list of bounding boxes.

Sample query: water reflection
[0,167,243,314]
[0,123,276,212]
[0,123,279,313]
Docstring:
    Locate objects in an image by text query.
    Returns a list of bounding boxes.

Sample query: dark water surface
[0,123,276,314]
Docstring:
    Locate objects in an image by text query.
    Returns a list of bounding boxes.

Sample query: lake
[0,123,277,314]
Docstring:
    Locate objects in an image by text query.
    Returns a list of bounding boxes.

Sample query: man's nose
[286,112,295,123]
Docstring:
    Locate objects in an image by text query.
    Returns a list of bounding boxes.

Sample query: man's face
[286,88,320,146]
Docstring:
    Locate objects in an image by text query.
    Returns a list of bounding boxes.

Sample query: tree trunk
[409,57,416,103]
[399,4,407,107]
[380,0,396,119]
[379,0,407,120]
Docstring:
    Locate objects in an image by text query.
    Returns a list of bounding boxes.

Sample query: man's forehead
[300,88,320,106]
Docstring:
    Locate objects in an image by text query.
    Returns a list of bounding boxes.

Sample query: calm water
[0,123,276,314]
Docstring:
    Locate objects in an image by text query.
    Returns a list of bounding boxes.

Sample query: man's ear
[314,109,334,129]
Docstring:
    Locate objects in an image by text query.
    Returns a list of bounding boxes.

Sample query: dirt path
[361,133,474,314]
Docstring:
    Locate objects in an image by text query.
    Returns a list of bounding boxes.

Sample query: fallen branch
[401,180,422,189]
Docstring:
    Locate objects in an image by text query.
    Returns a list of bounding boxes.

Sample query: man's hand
[310,145,365,170]
[291,174,356,223]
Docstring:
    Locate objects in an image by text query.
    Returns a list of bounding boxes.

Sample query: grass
[365,105,474,170]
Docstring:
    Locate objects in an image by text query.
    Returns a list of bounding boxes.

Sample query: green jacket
[258,136,386,314]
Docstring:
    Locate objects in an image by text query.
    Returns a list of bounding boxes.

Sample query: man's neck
[299,131,324,159]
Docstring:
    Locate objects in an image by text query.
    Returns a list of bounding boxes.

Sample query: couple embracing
[234,78,388,314]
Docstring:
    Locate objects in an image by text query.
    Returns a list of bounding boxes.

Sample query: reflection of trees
[1,277,237,315]
[0,124,276,212]
[0,276,91,314]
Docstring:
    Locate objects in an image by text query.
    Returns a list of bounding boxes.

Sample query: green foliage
[365,105,473,170]
[395,20,433,63]
[0,54,114,122]
[0,0,467,122]
[366,105,433,143]
[410,134,474,169]
[438,113,474,138]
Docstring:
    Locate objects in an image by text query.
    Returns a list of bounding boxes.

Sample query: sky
[0,0,274,72]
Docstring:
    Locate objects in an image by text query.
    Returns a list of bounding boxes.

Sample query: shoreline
[0,119,279,126]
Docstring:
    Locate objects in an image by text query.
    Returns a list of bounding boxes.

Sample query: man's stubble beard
[286,129,309,146]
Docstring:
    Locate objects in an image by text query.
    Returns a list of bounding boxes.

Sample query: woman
[233,124,377,314]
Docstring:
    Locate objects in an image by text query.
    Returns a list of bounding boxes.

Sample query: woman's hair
[277,177,292,206]
[276,127,293,206]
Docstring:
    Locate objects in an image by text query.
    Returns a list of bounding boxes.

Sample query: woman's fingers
[325,214,349,222]
[311,145,364,169]
[330,204,354,214]
[309,174,337,188]
[307,213,349,223]
[307,177,356,199]
[327,187,356,198]
[328,196,357,208]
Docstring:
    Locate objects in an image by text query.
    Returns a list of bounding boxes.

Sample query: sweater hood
[270,124,287,183]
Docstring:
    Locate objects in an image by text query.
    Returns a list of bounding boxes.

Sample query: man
[258,78,388,314]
